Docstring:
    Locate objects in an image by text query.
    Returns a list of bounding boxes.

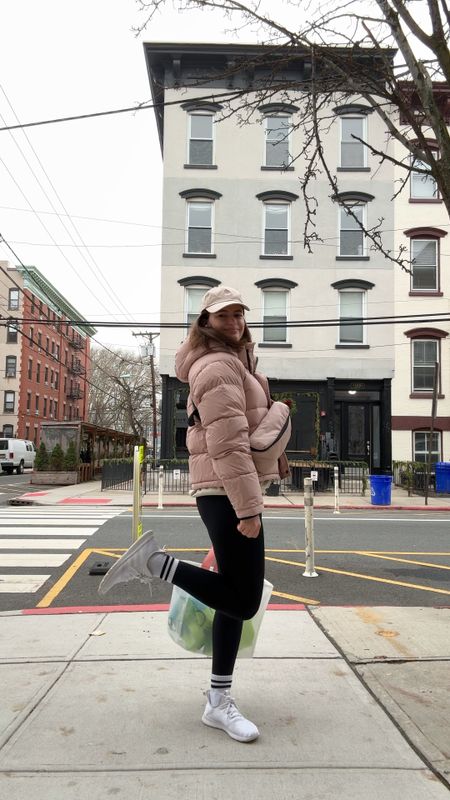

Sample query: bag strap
[187,403,201,427]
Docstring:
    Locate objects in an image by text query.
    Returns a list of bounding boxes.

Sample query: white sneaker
[98,530,162,595]
[202,690,259,742]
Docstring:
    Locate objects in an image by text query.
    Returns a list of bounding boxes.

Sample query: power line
[0,84,133,320]
[0,90,248,133]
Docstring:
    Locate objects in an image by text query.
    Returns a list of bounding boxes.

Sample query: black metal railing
[101,459,134,490]
[392,461,436,496]
[101,459,369,495]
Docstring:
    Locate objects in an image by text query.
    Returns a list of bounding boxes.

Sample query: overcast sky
[0,0,232,353]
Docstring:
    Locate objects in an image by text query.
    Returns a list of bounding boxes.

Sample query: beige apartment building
[144,42,448,471]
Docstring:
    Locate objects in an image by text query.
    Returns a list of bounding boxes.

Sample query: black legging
[171,495,265,676]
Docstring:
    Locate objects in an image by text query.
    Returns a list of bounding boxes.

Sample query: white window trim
[185,199,214,255]
[263,115,292,168]
[411,238,438,292]
[262,202,291,256]
[187,112,215,166]
[261,288,289,344]
[411,338,439,393]
[338,203,367,257]
[339,115,367,168]
[338,288,367,345]
[413,430,441,463]
[410,154,439,199]
[184,285,208,327]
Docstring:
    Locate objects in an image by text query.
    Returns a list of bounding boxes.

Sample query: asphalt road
[0,471,55,505]
[2,507,449,612]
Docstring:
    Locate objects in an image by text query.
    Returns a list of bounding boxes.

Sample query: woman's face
[207,303,245,343]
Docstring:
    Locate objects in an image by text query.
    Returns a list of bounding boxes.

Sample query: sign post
[132,445,144,542]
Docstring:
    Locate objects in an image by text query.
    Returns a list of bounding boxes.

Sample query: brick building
[0,262,95,444]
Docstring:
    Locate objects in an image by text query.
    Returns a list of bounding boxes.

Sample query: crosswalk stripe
[0,553,71,566]
[0,519,111,526]
[0,527,98,536]
[0,575,50,592]
[0,538,85,549]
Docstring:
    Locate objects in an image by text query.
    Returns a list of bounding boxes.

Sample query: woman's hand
[237,516,261,538]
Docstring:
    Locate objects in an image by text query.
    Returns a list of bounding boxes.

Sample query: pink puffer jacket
[175,338,283,519]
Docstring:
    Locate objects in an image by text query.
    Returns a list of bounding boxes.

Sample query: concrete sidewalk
[17,479,450,510]
[0,605,449,798]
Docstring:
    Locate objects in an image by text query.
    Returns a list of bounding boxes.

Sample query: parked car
[0,439,36,474]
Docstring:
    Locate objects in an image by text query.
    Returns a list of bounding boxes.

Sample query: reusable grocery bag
[167,576,273,658]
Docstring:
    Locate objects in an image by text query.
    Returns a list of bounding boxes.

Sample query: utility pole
[132,331,160,464]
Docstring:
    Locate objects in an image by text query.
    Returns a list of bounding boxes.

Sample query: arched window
[410,141,440,201]
[179,189,222,256]
[332,279,374,347]
[181,101,222,168]
[333,104,373,171]
[404,227,447,294]
[178,276,220,325]
[259,104,298,169]
[404,327,448,395]
[255,278,297,346]
[256,191,298,258]
[335,191,374,259]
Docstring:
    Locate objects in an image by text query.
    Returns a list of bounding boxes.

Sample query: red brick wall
[18,291,90,445]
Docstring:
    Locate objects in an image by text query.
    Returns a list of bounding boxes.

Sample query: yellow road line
[265,555,450,597]
[271,589,320,605]
[37,548,93,608]
[358,552,450,571]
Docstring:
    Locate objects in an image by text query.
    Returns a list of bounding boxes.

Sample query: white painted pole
[303,477,318,578]
[157,464,164,510]
[132,445,144,542]
[333,465,340,515]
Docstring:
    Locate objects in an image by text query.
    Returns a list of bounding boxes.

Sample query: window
[188,113,214,165]
[26,391,31,413]
[187,201,213,254]
[186,287,206,325]
[262,290,288,343]
[7,324,18,344]
[54,372,59,390]
[25,424,30,440]
[264,116,291,167]
[29,326,34,347]
[340,204,365,256]
[411,157,438,199]
[340,116,366,168]
[43,398,47,417]
[412,339,438,392]
[2,424,13,437]
[413,431,440,464]
[36,363,41,383]
[264,204,289,255]
[49,399,53,417]
[28,359,33,380]
[45,366,49,384]
[38,332,42,349]
[4,391,15,413]
[8,288,19,310]
[339,290,365,344]
[35,395,40,415]
[411,239,438,291]
[46,337,49,353]
[54,400,58,418]
[5,356,16,378]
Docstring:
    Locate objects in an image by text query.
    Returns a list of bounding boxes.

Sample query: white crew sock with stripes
[147,551,179,583]
[210,674,233,703]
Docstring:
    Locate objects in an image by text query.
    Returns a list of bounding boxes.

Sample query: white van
[0,439,36,474]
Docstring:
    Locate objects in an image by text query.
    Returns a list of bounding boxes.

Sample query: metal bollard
[157,464,164,509]
[303,477,318,578]
[333,465,340,515]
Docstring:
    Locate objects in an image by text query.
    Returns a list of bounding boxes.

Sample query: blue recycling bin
[370,474,392,505]
[435,462,450,494]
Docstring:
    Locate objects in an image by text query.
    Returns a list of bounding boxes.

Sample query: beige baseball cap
[201,286,249,314]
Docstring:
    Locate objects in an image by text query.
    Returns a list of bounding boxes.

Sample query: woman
[99,286,289,742]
